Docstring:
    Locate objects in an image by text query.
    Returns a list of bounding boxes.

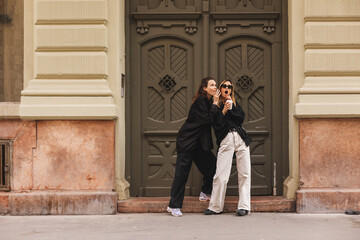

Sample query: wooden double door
[126,0,288,197]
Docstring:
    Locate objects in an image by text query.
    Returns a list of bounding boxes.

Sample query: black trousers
[168,147,216,208]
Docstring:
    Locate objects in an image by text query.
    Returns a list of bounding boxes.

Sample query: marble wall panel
[12,121,36,190]
[299,119,360,188]
[0,120,36,191]
[32,120,115,190]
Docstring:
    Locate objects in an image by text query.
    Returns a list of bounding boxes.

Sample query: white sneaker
[199,192,211,201]
[167,206,183,217]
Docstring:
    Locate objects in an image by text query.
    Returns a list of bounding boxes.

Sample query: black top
[211,101,252,147]
[176,95,218,153]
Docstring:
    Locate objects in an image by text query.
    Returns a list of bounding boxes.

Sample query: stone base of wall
[0,119,116,215]
[118,196,296,213]
[297,188,360,213]
[298,119,360,213]
[0,193,9,215]
[1,191,117,215]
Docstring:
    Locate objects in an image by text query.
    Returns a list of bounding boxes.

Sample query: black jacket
[211,101,252,147]
[176,95,218,153]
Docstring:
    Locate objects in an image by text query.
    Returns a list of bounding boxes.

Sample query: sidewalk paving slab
[0,213,359,240]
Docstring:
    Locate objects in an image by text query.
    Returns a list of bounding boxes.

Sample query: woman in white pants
[204,79,252,216]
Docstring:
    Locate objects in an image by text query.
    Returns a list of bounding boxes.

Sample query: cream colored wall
[285,0,360,199]
[296,0,360,117]
[109,0,129,200]
[20,0,128,199]
[0,103,19,118]
[284,0,304,199]
[20,0,116,119]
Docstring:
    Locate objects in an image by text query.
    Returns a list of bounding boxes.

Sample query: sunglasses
[221,84,233,89]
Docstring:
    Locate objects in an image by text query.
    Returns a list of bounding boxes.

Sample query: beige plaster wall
[286,0,360,199]
[20,0,117,119]
[296,0,360,117]
[107,0,129,200]
[0,103,19,119]
[284,0,304,199]
[19,0,128,199]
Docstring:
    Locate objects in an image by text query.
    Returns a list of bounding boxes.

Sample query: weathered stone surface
[117,196,296,213]
[298,119,360,213]
[0,119,24,139]
[0,120,115,191]
[33,120,115,190]
[297,189,360,213]
[299,119,360,188]
[9,191,117,215]
[0,120,116,215]
[0,193,9,215]
[12,121,36,190]
[0,120,36,191]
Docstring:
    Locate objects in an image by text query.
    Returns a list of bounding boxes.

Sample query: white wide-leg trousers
[208,131,251,213]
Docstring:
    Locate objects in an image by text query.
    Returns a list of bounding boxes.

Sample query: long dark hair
[192,77,214,103]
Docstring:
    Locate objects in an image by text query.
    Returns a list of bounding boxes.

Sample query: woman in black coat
[167,77,219,217]
[204,79,252,217]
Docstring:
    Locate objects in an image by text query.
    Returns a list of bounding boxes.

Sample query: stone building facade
[0,0,359,214]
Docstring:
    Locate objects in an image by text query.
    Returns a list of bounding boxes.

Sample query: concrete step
[118,196,296,213]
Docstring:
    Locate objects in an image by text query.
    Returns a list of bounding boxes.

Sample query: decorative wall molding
[144,130,178,142]
[20,0,116,120]
[212,0,279,34]
[132,0,201,35]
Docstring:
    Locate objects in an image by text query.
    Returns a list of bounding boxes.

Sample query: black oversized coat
[211,101,252,147]
[176,95,218,153]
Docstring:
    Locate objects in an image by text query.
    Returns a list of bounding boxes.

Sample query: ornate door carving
[127,0,287,197]
[218,38,272,195]
[141,39,195,196]
[128,0,203,197]
[210,0,284,196]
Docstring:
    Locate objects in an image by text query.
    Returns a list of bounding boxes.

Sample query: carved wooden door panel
[141,39,195,196]
[218,38,272,195]
[128,0,203,197]
[209,0,285,196]
[127,0,287,197]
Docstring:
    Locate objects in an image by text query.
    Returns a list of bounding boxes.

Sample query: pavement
[0,213,359,240]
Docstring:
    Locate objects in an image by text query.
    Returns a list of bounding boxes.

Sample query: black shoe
[236,209,249,216]
[345,210,360,215]
[204,209,222,215]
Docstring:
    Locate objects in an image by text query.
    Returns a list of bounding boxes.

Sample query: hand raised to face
[213,89,221,105]
[222,101,231,115]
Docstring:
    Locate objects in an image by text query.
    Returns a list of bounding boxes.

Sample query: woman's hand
[213,89,220,105]
[222,101,231,115]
